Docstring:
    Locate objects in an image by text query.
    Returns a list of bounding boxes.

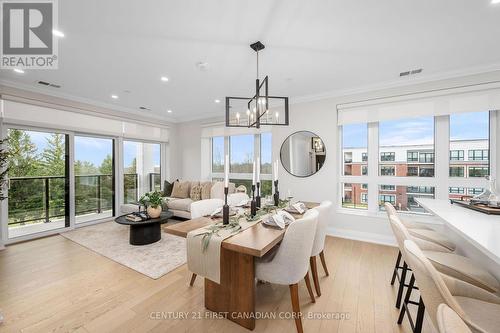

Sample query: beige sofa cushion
[168,198,193,212]
[200,182,213,200]
[171,181,190,198]
[210,181,236,199]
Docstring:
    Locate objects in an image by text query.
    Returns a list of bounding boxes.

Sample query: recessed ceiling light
[167,109,172,113]
[52,29,65,37]
[111,95,119,99]
[13,68,24,74]
[214,99,221,103]
[161,76,169,82]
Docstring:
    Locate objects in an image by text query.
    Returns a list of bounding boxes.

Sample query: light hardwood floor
[0,234,436,333]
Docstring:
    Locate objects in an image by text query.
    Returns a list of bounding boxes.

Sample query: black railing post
[97,175,102,213]
[45,177,50,223]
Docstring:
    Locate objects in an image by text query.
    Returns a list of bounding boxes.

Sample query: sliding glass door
[7,128,69,239]
[123,140,161,203]
[74,136,115,223]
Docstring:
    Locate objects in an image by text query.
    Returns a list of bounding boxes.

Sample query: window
[449,166,465,177]
[380,165,395,176]
[419,152,434,163]
[379,194,395,205]
[468,167,489,178]
[341,183,368,210]
[450,150,464,161]
[260,132,272,174]
[449,187,465,194]
[340,109,495,215]
[230,135,254,173]
[379,185,435,214]
[210,133,272,195]
[74,136,115,223]
[361,193,368,203]
[380,152,395,161]
[450,112,490,183]
[212,136,224,173]
[7,129,69,239]
[123,141,161,203]
[342,124,367,176]
[380,117,435,178]
[469,150,489,161]
[407,166,418,177]
[407,151,418,162]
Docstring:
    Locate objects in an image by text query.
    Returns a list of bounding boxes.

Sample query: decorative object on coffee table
[139,190,164,218]
[115,210,173,245]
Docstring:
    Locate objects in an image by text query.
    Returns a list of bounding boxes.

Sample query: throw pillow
[210,181,225,200]
[200,182,213,200]
[171,181,190,198]
[236,185,247,193]
[190,184,202,201]
[162,180,176,197]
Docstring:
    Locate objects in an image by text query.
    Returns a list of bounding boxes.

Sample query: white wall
[174,70,500,246]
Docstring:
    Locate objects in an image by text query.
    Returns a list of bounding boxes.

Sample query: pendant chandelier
[225,41,289,128]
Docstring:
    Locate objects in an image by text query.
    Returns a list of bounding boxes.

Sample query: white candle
[224,154,229,188]
[274,160,278,181]
[252,160,256,185]
[257,157,260,183]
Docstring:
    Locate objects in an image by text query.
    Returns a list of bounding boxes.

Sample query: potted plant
[139,191,164,218]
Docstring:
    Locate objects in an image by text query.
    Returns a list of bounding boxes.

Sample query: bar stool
[404,240,500,333]
[390,217,500,332]
[437,304,472,333]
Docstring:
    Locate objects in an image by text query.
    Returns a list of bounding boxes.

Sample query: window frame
[338,111,495,216]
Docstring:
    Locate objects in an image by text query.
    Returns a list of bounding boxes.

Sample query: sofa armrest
[190,199,224,219]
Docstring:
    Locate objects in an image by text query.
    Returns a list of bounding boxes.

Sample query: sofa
[120,180,249,219]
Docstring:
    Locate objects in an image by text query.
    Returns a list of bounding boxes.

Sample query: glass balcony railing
[8,173,160,227]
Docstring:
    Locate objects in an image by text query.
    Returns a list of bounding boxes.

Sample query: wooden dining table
[164,202,319,330]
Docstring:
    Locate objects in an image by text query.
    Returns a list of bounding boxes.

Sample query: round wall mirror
[280,131,326,177]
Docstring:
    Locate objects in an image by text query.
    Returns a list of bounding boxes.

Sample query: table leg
[130,222,161,245]
[205,247,255,330]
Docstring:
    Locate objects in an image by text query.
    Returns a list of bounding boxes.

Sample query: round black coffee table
[115,211,174,245]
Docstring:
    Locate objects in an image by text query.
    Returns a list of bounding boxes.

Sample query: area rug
[61,221,186,279]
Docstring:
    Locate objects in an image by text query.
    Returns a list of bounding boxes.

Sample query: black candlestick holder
[256,182,261,208]
[273,180,280,207]
[223,186,229,225]
[250,184,257,217]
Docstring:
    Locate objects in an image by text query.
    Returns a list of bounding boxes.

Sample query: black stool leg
[391,251,402,285]
[398,273,415,324]
[414,297,425,333]
[396,261,408,309]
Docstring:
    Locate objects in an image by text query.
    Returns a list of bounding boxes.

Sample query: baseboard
[327,227,397,247]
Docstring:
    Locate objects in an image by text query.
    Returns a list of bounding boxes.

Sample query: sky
[343,111,489,148]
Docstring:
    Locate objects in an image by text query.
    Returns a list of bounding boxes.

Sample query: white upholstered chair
[385,202,455,252]
[404,240,500,333]
[255,209,319,333]
[437,304,472,333]
[309,200,332,297]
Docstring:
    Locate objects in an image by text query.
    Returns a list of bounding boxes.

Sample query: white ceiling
[1,0,500,122]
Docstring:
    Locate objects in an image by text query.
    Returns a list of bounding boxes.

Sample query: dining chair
[437,304,472,333]
[404,239,500,333]
[255,209,319,333]
[309,200,333,297]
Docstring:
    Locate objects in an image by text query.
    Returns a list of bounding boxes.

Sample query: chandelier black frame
[225,41,289,129]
